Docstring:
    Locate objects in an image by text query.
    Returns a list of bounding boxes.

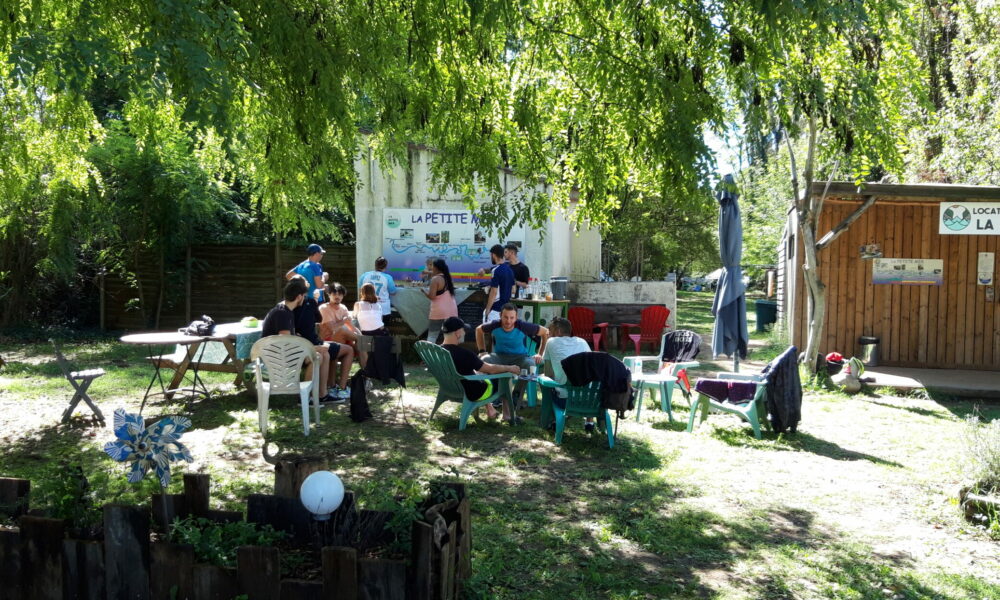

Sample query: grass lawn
[1,292,998,599]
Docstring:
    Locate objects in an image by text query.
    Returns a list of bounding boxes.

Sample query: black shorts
[326,341,342,356]
[361,328,389,337]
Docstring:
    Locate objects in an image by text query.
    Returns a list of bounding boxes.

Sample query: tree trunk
[787,117,826,372]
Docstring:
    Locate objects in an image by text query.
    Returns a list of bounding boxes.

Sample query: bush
[962,416,1000,494]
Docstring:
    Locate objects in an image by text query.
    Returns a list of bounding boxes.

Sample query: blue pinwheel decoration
[104,408,193,488]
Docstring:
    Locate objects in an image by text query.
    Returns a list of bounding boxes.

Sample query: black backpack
[179,315,216,336]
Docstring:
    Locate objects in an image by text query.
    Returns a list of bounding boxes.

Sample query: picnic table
[120,321,262,412]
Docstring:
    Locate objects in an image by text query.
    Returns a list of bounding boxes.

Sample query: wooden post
[358,558,407,600]
[322,547,357,599]
[151,493,187,532]
[150,542,194,600]
[275,233,283,299]
[409,521,434,600]
[274,459,328,499]
[193,564,239,600]
[439,522,457,600]
[237,546,282,600]
[0,477,30,519]
[185,244,192,324]
[0,527,22,600]
[247,494,315,546]
[63,539,105,600]
[184,473,211,518]
[433,482,471,589]
[19,515,64,600]
[103,504,151,600]
[279,579,324,600]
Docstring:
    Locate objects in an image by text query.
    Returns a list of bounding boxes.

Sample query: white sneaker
[336,386,351,399]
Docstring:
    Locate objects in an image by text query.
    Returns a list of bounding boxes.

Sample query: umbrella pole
[733,354,739,373]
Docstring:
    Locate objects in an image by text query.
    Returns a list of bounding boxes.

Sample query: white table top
[631,371,678,384]
[120,332,205,345]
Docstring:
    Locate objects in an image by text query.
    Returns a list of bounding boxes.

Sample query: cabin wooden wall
[792,198,1000,370]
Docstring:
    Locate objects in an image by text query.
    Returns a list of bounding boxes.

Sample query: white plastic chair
[250,335,321,436]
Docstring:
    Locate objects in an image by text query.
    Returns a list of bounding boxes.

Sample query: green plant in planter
[170,516,288,568]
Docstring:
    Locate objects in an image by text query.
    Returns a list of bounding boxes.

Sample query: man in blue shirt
[475,303,549,421]
[358,256,397,316]
[483,244,514,323]
[286,243,326,302]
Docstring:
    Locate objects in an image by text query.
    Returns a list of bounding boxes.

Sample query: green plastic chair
[415,341,514,430]
[686,373,771,439]
[538,377,614,448]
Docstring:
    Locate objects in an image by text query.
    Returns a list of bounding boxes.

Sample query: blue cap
[307,243,325,255]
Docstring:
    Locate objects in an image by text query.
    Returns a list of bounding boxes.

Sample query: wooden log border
[0,472,470,599]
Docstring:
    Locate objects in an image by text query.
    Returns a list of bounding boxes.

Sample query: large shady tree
[2,1,922,344]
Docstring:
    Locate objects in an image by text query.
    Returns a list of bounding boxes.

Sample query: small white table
[629,371,678,422]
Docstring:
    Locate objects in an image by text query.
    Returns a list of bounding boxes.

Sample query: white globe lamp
[299,471,345,521]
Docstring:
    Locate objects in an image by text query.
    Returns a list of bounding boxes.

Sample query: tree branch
[815,194,875,251]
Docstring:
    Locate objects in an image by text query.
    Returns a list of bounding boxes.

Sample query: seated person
[541,317,596,431]
[354,282,388,368]
[290,275,354,402]
[262,279,336,400]
[441,316,519,413]
[319,282,360,348]
[474,303,549,421]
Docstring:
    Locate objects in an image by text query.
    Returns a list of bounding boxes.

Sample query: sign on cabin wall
[940,202,1000,234]
[381,209,525,283]
[872,258,944,286]
[978,252,995,286]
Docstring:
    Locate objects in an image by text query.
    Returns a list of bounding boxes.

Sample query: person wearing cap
[504,242,530,299]
[358,256,397,317]
[482,244,514,323]
[440,316,520,421]
[286,243,327,303]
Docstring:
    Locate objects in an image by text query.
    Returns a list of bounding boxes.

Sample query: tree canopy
[0,0,976,329]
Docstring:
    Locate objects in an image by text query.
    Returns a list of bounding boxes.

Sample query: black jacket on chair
[362,336,405,388]
[761,346,801,433]
[561,352,634,415]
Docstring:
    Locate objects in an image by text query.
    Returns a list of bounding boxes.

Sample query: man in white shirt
[541,316,597,431]
[358,256,397,316]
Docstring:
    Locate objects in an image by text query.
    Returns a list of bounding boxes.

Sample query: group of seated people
[261,275,393,404]
[440,304,598,429]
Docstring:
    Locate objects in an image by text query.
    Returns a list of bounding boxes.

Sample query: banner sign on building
[381,209,525,282]
[872,258,944,286]
[940,202,1000,234]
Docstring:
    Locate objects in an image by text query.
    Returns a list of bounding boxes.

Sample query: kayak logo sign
[939,202,1000,235]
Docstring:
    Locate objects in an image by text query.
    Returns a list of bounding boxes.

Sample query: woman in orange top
[423,258,459,343]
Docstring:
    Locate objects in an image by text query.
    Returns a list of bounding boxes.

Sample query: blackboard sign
[458,291,487,329]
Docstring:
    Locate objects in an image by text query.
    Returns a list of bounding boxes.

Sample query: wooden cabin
[779,182,1000,370]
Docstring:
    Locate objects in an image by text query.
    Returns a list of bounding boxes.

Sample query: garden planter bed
[0,467,470,600]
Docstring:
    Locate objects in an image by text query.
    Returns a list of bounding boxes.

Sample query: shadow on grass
[707,427,905,467]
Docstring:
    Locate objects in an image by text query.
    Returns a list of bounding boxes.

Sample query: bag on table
[179,315,216,336]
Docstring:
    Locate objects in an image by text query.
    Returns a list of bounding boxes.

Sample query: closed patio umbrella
[711,174,748,370]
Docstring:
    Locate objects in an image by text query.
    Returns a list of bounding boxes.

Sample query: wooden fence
[104,244,357,331]
[0,464,469,600]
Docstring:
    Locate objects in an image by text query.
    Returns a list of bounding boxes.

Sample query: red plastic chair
[567,307,609,350]
[620,306,671,355]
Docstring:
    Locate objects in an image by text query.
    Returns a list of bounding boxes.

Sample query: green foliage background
[2,0,999,326]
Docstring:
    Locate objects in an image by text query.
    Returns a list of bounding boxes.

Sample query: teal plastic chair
[415,341,514,430]
[686,373,771,439]
[538,378,614,448]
